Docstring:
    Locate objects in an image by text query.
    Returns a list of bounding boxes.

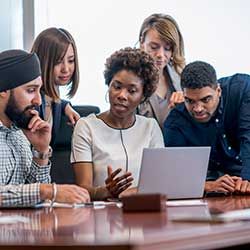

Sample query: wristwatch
[32,146,53,160]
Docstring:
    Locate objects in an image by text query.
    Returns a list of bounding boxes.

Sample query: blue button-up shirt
[163,73,250,180]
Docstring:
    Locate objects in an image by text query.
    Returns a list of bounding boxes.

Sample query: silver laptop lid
[138,147,211,199]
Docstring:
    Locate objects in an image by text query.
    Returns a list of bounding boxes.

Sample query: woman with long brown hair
[138,13,186,129]
[31,27,80,145]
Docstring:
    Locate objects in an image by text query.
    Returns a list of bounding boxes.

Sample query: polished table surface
[1,196,250,249]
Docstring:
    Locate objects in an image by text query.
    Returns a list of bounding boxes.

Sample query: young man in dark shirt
[163,61,250,194]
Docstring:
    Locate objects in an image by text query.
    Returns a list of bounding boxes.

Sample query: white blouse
[71,114,164,187]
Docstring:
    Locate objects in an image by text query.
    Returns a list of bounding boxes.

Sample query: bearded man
[0,49,89,207]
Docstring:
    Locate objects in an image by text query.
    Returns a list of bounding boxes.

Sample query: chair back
[50,105,100,183]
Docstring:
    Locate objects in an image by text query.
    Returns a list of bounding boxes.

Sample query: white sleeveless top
[71,114,164,187]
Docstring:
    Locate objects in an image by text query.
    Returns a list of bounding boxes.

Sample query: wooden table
[1,196,250,250]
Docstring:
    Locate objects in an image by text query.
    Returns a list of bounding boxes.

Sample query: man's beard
[5,92,38,129]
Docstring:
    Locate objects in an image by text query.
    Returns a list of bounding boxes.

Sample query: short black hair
[104,47,159,101]
[181,61,217,89]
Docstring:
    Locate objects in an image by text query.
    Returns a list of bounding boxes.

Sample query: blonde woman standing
[138,13,186,128]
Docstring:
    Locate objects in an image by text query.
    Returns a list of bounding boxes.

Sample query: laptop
[138,147,211,199]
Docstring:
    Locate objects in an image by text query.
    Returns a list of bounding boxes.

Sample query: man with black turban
[0,49,90,207]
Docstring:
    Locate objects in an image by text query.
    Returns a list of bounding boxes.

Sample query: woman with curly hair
[71,47,164,200]
[138,13,186,129]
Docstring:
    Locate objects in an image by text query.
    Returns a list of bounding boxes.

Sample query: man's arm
[22,110,51,166]
[204,175,238,193]
[19,110,51,183]
[0,183,90,207]
[163,125,188,147]
[0,183,41,207]
[26,160,51,183]
[21,110,52,183]
[237,77,250,180]
[163,107,189,147]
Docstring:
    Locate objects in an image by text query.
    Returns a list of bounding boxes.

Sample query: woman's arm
[73,162,133,201]
[73,162,107,200]
[64,103,80,126]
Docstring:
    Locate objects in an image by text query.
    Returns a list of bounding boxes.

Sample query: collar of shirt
[0,120,20,132]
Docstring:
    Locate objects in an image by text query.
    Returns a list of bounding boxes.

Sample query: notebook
[138,147,211,199]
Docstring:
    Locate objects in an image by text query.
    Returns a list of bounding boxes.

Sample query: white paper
[166,199,207,207]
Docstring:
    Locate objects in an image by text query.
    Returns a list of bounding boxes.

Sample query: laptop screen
[138,147,211,199]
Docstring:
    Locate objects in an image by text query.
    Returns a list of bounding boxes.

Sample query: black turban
[0,49,41,92]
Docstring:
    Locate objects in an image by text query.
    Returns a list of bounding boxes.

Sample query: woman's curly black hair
[104,47,159,101]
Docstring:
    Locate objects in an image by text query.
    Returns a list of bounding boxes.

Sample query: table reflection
[207,195,250,214]
[70,206,168,244]
[0,207,91,244]
[0,196,250,247]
